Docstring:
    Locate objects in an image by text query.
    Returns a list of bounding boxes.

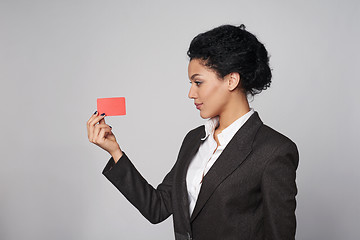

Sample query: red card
[97,97,126,116]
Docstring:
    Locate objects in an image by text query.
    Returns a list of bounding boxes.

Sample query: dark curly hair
[187,24,271,96]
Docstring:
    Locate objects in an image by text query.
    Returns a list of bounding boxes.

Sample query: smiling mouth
[195,103,202,109]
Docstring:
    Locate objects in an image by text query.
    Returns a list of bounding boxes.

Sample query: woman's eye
[189,81,202,86]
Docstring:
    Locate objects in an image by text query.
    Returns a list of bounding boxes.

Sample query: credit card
[97,97,126,116]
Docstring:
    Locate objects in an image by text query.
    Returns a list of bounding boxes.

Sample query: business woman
[87,24,299,240]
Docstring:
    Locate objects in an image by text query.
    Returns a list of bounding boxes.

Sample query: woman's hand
[87,111,123,162]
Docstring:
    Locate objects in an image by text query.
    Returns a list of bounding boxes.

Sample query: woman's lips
[195,103,202,110]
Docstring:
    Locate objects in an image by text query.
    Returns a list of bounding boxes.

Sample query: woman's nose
[188,84,197,99]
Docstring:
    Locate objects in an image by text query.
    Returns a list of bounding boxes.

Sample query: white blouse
[186,109,254,216]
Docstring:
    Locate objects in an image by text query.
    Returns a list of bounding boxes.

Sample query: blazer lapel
[175,126,206,226]
[190,112,263,222]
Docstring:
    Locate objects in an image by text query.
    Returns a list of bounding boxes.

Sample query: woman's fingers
[99,117,106,124]
[89,113,106,127]
[87,111,121,156]
[87,111,106,141]
[88,110,99,122]
[100,128,119,154]
[92,123,110,142]
[93,124,118,153]
[87,111,100,140]
[98,126,113,143]
[87,111,100,129]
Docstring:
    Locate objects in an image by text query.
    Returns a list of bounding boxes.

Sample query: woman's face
[188,59,230,119]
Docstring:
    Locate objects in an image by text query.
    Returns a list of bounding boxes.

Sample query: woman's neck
[216,93,250,132]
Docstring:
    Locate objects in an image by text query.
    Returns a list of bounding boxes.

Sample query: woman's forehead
[188,59,218,79]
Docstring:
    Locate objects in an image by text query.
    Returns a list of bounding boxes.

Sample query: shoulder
[257,124,296,145]
[252,123,298,159]
[241,111,297,151]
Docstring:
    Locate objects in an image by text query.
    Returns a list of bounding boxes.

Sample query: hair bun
[187,24,272,96]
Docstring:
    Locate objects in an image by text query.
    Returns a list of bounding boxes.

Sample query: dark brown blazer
[103,112,299,240]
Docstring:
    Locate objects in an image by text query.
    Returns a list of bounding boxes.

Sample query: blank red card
[97,97,126,116]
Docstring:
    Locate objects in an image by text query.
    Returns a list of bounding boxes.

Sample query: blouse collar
[201,109,255,146]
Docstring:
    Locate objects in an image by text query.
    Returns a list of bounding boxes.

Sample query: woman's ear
[227,72,241,91]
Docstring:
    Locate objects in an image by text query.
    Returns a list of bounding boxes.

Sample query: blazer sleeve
[261,141,299,240]
[102,152,174,224]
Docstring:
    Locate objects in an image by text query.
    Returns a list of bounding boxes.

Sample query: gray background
[1,0,359,239]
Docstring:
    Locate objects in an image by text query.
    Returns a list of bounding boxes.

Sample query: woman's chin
[199,111,207,119]
[199,111,213,119]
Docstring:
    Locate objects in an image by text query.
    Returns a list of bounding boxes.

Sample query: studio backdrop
[1,0,359,239]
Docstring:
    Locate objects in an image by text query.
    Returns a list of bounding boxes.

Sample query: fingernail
[109,125,112,129]
[101,113,106,116]
[93,110,98,115]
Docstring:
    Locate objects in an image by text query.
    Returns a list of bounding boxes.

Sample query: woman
[87,24,299,240]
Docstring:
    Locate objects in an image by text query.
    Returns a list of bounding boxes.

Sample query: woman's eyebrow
[190,74,202,80]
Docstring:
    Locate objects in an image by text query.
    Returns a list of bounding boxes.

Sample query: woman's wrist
[110,149,123,163]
